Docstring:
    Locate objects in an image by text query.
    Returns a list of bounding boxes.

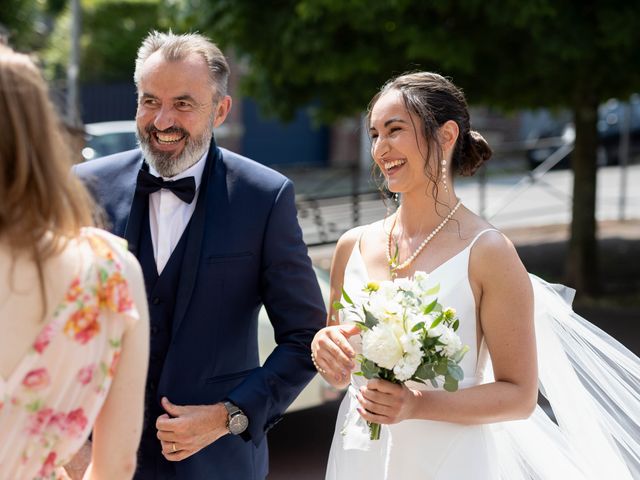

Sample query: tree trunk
[566,96,599,295]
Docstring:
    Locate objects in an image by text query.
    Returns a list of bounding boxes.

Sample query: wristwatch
[223,400,249,435]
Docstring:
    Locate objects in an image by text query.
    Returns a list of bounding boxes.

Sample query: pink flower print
[65,277,83,303]
[77,364,95,385]
[26,408,53,435]
[22,368,50,391]
[98,271,133,313]
[33,324,56,354]
[48,412,67,433]
[65,408,88,438]
[109,350,121,377]
[38,451,56,477]
[64,305,100,344]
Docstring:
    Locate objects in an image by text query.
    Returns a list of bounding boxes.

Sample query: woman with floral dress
[0,43,149,479]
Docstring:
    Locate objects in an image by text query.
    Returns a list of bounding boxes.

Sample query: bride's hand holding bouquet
[334,272,469,440]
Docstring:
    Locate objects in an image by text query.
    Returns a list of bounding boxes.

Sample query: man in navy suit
[74,31,326,479]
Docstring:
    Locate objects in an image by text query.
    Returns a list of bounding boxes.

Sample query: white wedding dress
[325,229,640,480]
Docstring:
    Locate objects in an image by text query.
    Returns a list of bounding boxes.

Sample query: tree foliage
[37,0,166,83]
[0,0,52,51]
[196,0,640,293]
[198,0,640,122]
[80,0,161,82]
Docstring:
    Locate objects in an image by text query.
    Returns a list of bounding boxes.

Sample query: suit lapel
[124,188,147,257]
[171,145,224,336]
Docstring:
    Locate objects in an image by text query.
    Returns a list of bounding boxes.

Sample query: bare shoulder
[468,227,530,291]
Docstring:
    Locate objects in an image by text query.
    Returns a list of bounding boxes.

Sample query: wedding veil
[488,274,640,479]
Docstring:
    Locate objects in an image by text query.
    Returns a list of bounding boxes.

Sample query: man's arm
[226,178,326,443]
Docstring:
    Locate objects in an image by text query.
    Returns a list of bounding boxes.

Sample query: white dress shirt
[147,150,208,274]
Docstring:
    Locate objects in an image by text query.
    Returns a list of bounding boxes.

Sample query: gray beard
[137,117,214,178]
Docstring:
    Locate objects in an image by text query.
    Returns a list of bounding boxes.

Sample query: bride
[311,72,639,479]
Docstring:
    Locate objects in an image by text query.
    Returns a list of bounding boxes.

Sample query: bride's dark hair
[367,71,492,197]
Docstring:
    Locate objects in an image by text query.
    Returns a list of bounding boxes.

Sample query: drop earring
[441,158,448,192]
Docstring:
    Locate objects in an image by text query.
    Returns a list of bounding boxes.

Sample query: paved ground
[267,219,640,479]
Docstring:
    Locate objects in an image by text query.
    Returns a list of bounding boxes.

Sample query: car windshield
[84,132,138,160]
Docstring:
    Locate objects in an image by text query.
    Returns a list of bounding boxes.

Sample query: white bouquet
[334,271,469,440]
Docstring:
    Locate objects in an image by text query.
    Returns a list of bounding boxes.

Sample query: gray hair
[134,31,230,99]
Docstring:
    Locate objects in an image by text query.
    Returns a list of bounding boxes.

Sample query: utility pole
[67,0,81,127]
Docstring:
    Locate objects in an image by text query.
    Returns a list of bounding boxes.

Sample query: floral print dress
[0,228,140,479]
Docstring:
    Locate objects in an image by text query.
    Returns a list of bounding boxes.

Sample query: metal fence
[294,137,639,247]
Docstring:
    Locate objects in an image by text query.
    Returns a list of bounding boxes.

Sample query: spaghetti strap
[467,228,500,250]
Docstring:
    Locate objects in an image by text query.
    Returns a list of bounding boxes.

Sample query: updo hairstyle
[368,72,492,181]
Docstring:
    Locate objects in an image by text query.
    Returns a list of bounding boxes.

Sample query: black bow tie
[136,169,196,204]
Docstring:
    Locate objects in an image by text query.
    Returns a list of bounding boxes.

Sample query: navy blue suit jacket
[74,142,326,478]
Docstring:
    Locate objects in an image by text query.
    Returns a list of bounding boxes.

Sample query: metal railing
[294,135,637,247]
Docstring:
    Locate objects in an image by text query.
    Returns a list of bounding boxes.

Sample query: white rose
[437,326,463,357]
[393,332,423,381]
[393,277,413,291]
[413,270,429,284]
[362,323,403,370]
[367,294,402,321]
[427,323,445,338]
[377,281,398,301]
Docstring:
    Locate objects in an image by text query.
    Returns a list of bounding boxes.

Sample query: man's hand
[156,397,229,461]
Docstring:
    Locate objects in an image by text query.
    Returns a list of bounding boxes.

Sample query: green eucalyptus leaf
[363,308,379,329]
[354,321,369,331]
[452,319,460,331]
[444,378,459,392]
[447,364,464,381]
[434,361,448,376]
[430,313,444,329]
[424,284,440,296]
[332,301,344,311]
[411,321,425,332]
[360,359,379,379]
[415,363,436,380]
[423,336,439,349]
[423,298,438,314]
[341,288,354,305]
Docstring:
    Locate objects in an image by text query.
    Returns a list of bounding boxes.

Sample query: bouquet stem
[368,421,381,440]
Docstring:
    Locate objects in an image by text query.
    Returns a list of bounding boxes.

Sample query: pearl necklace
[387,199,462,273]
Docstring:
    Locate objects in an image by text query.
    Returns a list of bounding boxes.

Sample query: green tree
[196,0,640,294]
[0,0,64,51]
[41,0,165,83]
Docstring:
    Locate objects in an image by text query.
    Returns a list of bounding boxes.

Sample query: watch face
[229,413,249,435]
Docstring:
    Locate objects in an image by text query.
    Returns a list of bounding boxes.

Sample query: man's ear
[213,95,232,128]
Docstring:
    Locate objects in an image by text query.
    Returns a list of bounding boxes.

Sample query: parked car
[525,95,640,170]
[258,266,337,412]
[81,120,234,161]
[82,121,138,161]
